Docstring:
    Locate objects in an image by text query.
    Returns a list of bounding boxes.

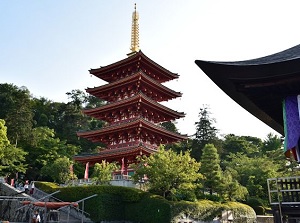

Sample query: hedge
[35,182,256,223]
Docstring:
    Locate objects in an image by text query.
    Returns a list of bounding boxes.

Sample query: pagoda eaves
[86,71,182,102]
[83,92,185,123]
[77,117,187,145]
[89,51,179,84]
[74,145,155,165]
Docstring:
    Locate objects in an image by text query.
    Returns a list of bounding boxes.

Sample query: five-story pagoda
[75,5,187,176]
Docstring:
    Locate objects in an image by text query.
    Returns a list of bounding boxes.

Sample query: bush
[223,202,256,223]
[126,194,172,223]
[245,197,268,215]
[171,200,223,222]
[34,181,60,192]
[34,183,255,223]
[196,192,222,202]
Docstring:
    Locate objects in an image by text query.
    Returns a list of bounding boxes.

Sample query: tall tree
[0,84,34,146]
[219,170,248,201]
[0,119,27,178]
[192,105,219,160]
[132,146,202,200]
[194,105,218,142]
[199,143,223,195]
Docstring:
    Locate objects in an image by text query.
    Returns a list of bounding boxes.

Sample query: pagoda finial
[128,3,140,55]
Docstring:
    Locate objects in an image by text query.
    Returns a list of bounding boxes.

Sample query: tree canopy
[132,146,202,200]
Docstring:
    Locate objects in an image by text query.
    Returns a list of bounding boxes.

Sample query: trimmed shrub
[171,200,223,222]
[223,202,256,223]
[34,182,256,223]
[126,194,172,223]
[245,197,268,215]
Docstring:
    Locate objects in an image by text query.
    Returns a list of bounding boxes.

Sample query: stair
[0,182,94,223]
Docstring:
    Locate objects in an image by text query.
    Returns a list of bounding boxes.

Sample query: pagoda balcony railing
[267,176,300,205]
[111,117,155,125]
[109,141,158,150]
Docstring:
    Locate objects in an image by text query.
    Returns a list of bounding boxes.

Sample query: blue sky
[2,0,300,139]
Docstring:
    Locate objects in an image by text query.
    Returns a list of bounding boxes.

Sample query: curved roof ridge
[199,44,300,66]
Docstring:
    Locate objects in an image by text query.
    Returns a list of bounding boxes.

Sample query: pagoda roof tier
[89,51,179,84]
[86,71,182,102]
[74,145,156,165]
[195,44,300,135]
[83,92,185,123]
[77,117,188,144]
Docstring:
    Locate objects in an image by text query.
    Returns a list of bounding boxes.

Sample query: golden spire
[129,3,140,55]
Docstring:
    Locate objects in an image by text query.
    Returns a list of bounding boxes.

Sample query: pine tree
[194,105,218,142]
[200,143,222,195]
[192,105,219,161]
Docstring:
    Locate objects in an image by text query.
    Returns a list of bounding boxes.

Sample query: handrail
[267,176,300,205]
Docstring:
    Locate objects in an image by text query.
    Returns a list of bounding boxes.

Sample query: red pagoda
[75,5,187,176]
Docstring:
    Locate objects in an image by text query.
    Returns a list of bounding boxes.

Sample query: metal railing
[267,176,300,205]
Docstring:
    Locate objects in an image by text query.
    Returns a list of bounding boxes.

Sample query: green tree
[0,84,34,146]
[160,121,178,133]
[91,160,117,185]
[261,133,282,153]
[192,105,219,161]
[0,119,27,177]
[224,153,280,199]
[0,119,10,149]
[200,144,222,195]
[23,127,79,180]
[40,157,75,184]
[31,91,105,154]
[167,138,193,154]
[194,105,218,144]
[219,170,248,201]
[132,146,202,200]
[221,134,262,161]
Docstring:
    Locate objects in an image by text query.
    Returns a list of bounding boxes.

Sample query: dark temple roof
[195,44,300,135]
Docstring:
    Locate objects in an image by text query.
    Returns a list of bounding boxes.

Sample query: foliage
[166,138,193,154]
[91,160,118,185]
[0,84,34,146]
[224,152,280,199]
[132,146,202,200]
[219,170,248,201]
[199,144,222,195]
[192,105,219,161]
[31,90,105,154]
[171,200,223,222]
[23,126,79,180]
[0,119,10,149]
[194,105,218,143]
[160,121,178,133]
[261,133,283,153]
[126,194,172,223]
[34,181,60,192]
[34,182,255,223]
[245,197,269,215]
[221,134,262,160]
[222,202,256,223]
[40,157,76,184]
[0,119,27,177]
